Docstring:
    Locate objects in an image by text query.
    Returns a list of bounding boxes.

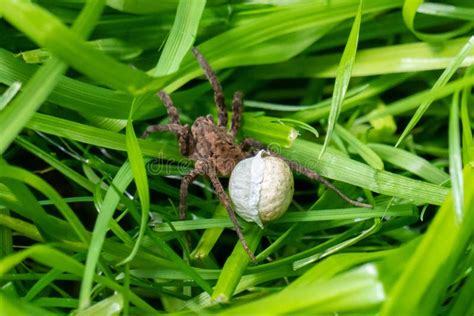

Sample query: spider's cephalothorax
[143,48,372,262]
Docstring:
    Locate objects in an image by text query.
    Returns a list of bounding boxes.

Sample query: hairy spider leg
[282,158,373,209]
[230,91,244,138]
[142,92,194,156]
[205,162,257,262]
[141,123,191,156]
[158,90,180,124]
[179,167,204,220]
[240,138,373,209]
[192,47,228,128]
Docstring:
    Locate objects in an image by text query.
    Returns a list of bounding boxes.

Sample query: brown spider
[143,48,372,262]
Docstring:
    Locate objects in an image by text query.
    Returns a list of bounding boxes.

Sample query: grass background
[0,0,473,315]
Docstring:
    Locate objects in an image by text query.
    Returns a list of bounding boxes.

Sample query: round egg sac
[229,151,294,228]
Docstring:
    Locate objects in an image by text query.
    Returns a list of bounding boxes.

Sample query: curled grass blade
[319,1,362,158]
[402,0,473,41]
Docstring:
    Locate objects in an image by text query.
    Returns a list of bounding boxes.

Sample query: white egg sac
[229,150,294,228]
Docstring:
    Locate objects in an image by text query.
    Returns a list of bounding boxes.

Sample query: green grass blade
[380,165,474,315]
[335,124,384,170]
[0,49,164,119]
[368,144,449,185]
[144,0,402,94]
[152,205,415,232]
[0,0,150,93]
[0,0,106,154]
[461,67,473,164]
[418,2,474,21]
[26,113,181,161]
[212,226,262,302]
[360,73,474,122]
[403,0,473,41]
[449,92,464,222]
[0,81,21,110]
[79,162,134,309]
[0,245,156,313]
[150,0,206,77]
[248,37,474,79]
[146,230,214,295]
[282,139,448,205]
[319,1,362,158]
[117,98,150,265]
[0,291,56,316]
[75,293,123,316]
[395,36,474,146]
[0,164,89,244]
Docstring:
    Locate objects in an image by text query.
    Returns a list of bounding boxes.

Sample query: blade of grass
[319,1,362,158]
[0,49,164,119]
[402,0,473,41]
[0,245,156,313]
[380,164,474,315]
[143,0,402,94]
[0,291,56,316]
[153,205,415,232]
[0,0,106,154]
[359,73,474,122]
[0,163,89,243]
[461,66,473,164]
[368,143,449,185]
[0,0,151,93]
[150,0,206,76]
[0,81,21,111]
[212,225,262,302]
[117,97,150,265]
[248,37,474,79]
[26,113,182,161]
[449,92,464,222]
[280,139,449,205]
[79,162,134,309]
[417,2,474,21]
[395,36,474,147]
[335,124,384,170]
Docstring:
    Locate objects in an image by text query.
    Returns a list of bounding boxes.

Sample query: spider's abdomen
[191,116,245,176]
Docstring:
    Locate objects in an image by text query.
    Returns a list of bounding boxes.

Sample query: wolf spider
[143,48,372,261]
